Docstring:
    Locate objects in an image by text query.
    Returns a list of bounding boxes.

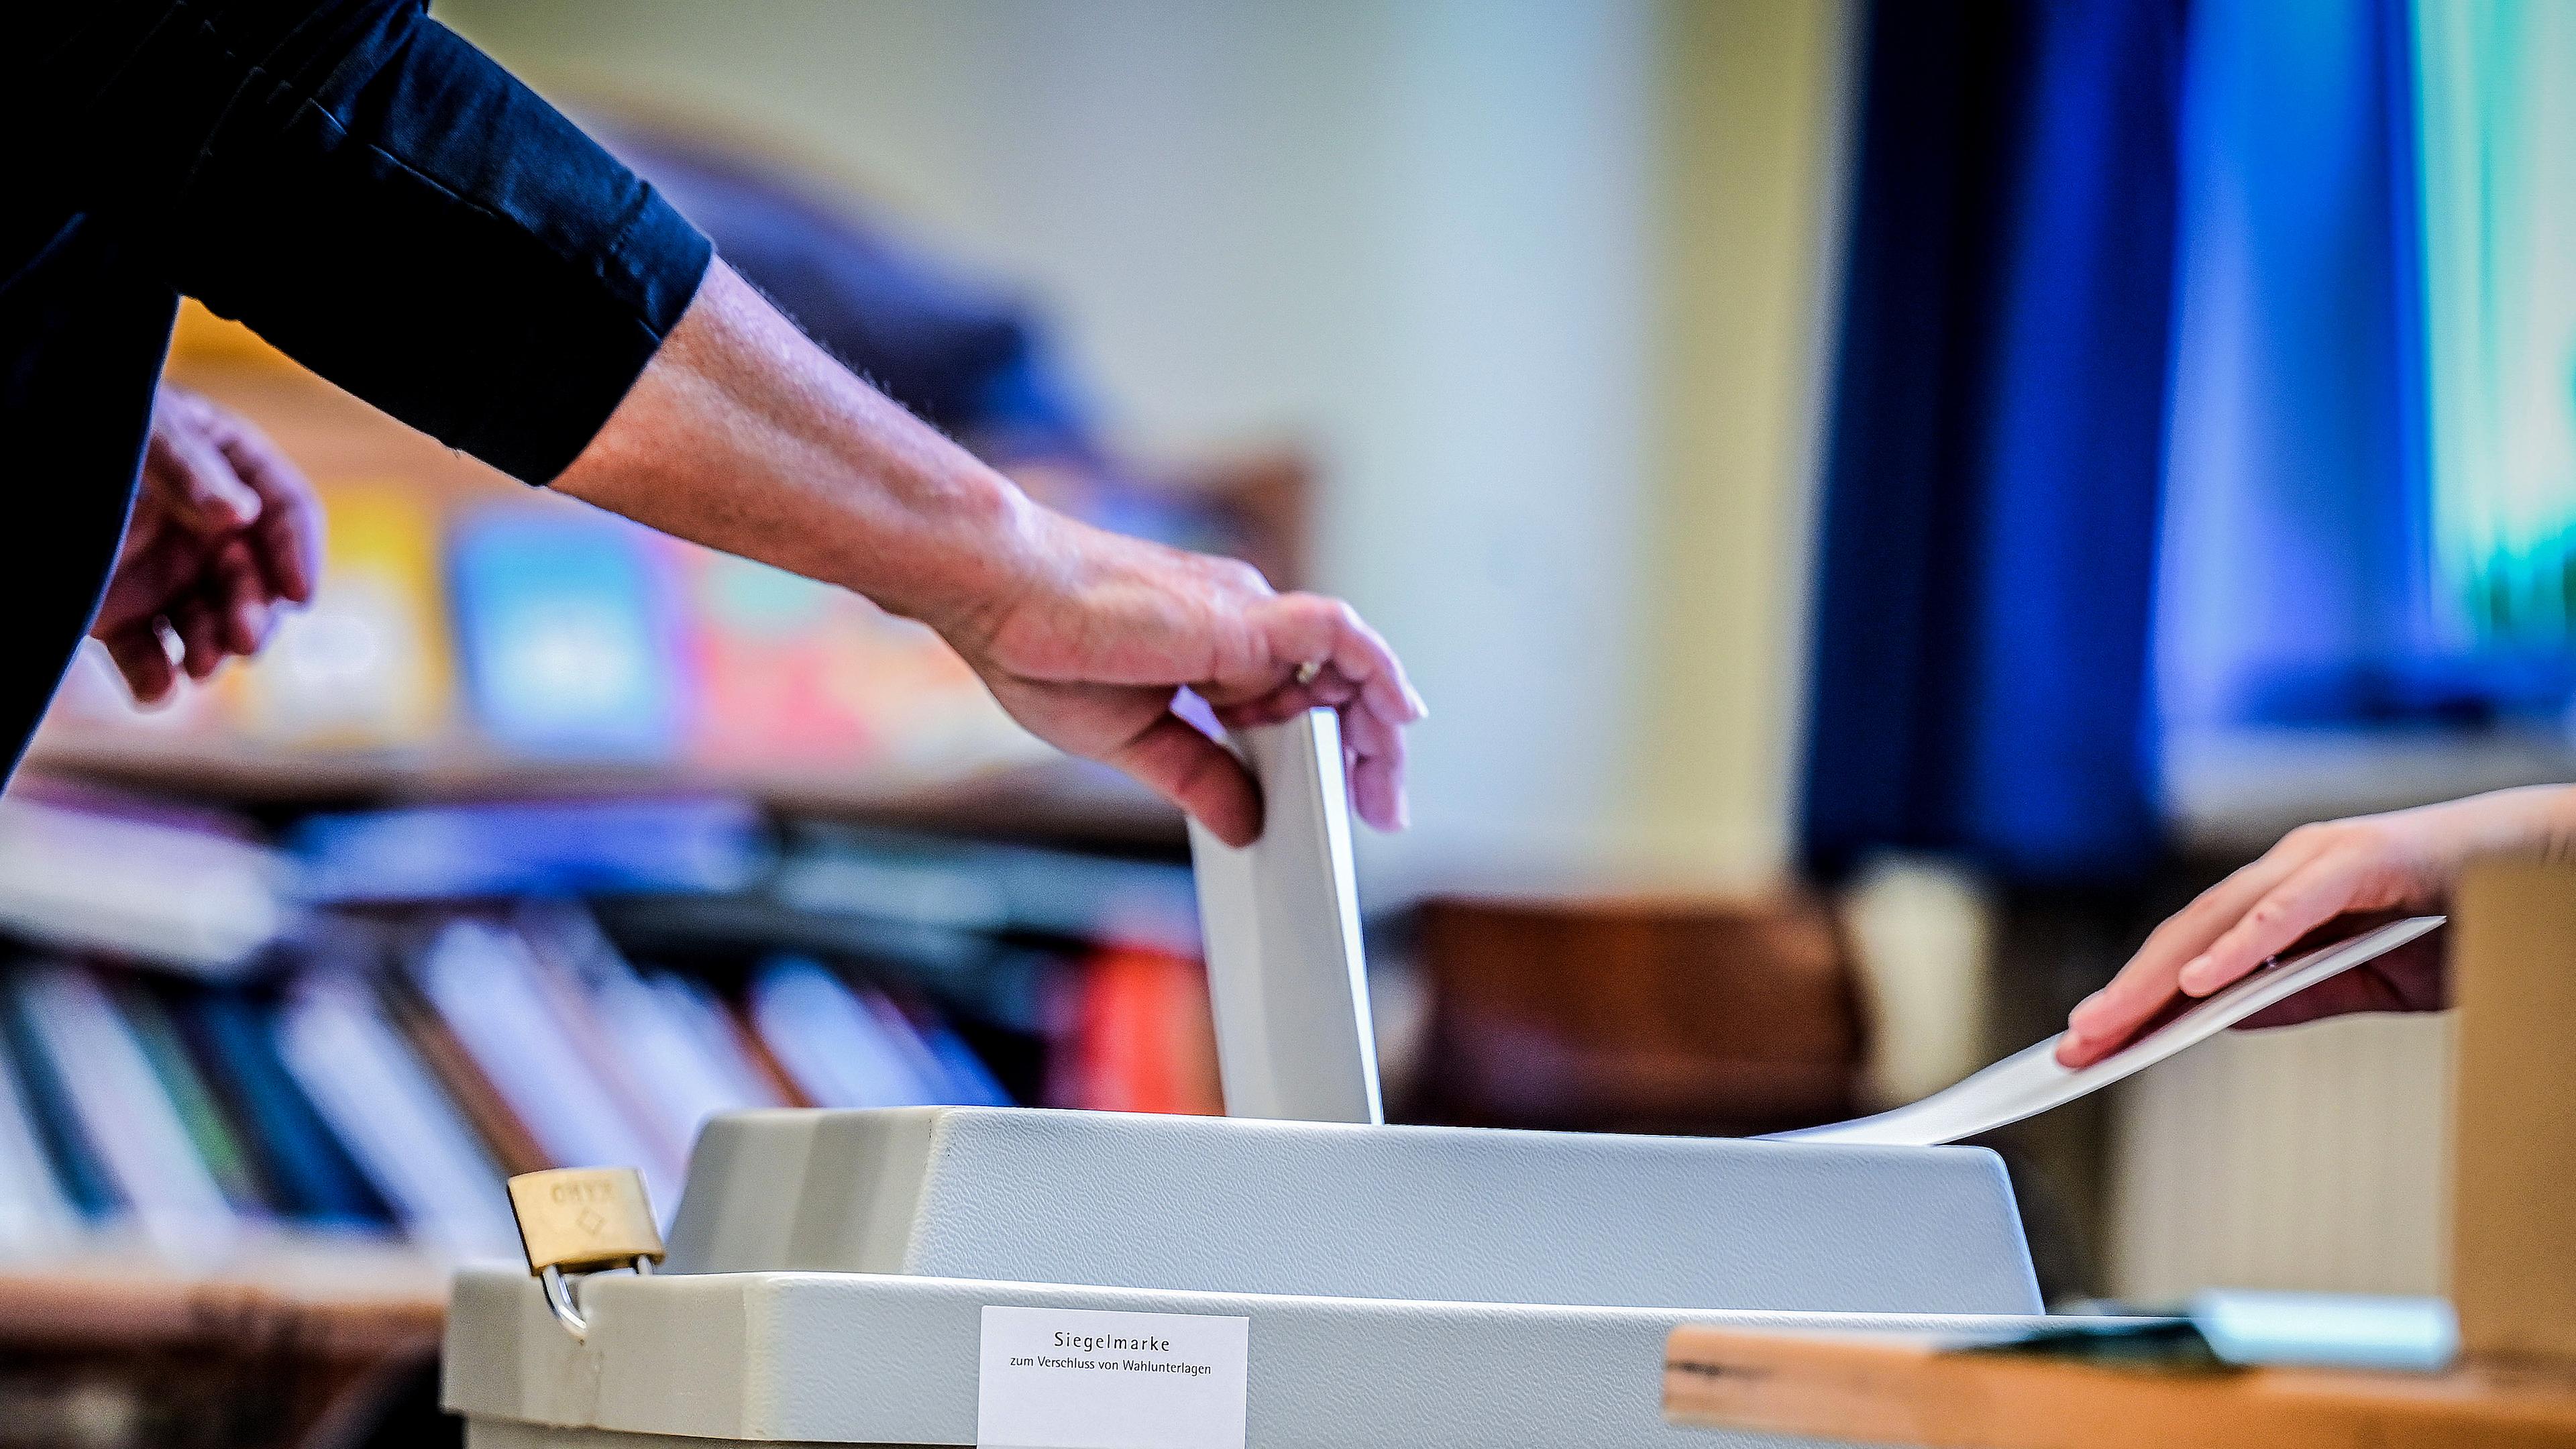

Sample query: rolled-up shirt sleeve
[28,0,712,483]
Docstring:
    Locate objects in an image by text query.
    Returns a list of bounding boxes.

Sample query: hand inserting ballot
[2055,784,2576,1067]
[949,509,1426,848]
[555,262,1424,849]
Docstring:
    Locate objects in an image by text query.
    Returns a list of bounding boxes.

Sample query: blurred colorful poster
[229,478,452,748]
[447,506,685,759]
[677,547,1034,775]
[2416,0,2576,641]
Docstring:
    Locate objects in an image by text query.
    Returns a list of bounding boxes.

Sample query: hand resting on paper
[2056,784,2576,1068]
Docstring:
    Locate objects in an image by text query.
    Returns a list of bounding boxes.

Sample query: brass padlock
[506,1167,665,1339]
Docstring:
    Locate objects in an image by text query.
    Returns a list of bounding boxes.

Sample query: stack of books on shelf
[0,787,1220,1270]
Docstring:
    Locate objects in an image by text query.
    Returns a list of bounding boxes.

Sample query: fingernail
[201,492,256,530]
[2178,955,2214,993]
[1406,685,1429,720]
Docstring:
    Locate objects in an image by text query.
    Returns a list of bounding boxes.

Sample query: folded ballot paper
[1772,914,2447,1147]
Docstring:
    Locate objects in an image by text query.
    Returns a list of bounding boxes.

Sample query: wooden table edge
[1662,1322,2576,1449]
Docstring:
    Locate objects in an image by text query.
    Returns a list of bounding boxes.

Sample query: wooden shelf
[1664,1324,2576,1449]
[21,728,1183,848]
[0,1242,451,1449]
[0,1250,446,1358]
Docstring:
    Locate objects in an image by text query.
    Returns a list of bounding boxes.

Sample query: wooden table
[1664,1324,2576,1449]
[0,1251,450,1449]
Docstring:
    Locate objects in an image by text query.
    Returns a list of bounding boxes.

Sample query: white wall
[2111,1014,2453,1298]
[439,0,1664,891]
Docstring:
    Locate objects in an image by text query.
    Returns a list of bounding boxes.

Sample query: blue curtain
[1801,0,2190,886]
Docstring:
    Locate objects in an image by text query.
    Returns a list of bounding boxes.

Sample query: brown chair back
[1405,894,1866,1137]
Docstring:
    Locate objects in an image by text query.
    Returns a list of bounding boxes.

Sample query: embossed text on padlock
[505,1167,663,1339]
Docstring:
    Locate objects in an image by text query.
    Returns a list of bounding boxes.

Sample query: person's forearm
[2425,782,2576,862]
[550,258,1423,843]
[553,261,1038,642]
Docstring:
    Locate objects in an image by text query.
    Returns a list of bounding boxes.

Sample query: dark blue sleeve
[22,0,713,484]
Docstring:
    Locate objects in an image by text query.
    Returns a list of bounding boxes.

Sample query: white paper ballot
[1187,709,1383,1125]
[1770,914,2446,1146]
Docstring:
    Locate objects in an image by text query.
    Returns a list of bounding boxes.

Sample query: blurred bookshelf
[0,307,1274,1448]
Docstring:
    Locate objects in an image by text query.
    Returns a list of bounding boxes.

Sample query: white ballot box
[444,712,2065,1449]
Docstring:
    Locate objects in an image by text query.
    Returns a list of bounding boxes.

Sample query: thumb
[147,423,263,535]
[1110,710,1264,848]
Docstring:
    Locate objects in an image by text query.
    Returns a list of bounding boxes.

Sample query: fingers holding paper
[957,513,1426,847]
[2055,787,2576,1068]
[2231,930,2447,1030]
[1200,595,1419,835]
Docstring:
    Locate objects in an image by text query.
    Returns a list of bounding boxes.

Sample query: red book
[1052,945,1223,1117]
